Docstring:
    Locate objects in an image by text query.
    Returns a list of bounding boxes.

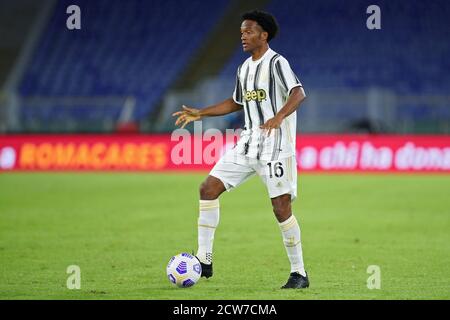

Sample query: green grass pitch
[0,172,449,300]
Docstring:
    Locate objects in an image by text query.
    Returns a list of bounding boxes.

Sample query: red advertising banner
[296,135,450,172]
[0,134,449,172]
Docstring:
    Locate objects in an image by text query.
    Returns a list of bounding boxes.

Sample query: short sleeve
[232,65,244,106]
[274,56,303,97]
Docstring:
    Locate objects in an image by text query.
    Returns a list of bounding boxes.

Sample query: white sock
[278,214,306,277]
[196,199,219,265]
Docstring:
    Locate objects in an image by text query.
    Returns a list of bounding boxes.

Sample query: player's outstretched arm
[172,98,242,128]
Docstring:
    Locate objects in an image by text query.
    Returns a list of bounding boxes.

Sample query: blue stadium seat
[220,0,450,98]
[19,0,228,128]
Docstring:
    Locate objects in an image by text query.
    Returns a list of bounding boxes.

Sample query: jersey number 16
[267,162,284,178]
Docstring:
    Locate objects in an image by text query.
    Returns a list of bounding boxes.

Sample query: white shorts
[210,147,297,201]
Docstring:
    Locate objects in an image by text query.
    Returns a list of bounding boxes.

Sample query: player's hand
[172,105,202,129]
[260,114,283,136]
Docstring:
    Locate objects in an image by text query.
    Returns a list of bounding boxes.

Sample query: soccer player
[172,10,308,289]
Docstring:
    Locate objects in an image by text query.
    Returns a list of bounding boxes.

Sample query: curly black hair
[241,10,279,42]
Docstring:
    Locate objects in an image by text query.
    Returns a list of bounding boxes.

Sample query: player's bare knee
[273,206,291,222]
[272,198,292,222]
[199,181,211,199]
[199,179,220,200]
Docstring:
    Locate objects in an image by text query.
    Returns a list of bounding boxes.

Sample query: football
[166,253,202,288]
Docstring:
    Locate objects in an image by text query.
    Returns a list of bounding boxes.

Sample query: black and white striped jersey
[232,48,303,161]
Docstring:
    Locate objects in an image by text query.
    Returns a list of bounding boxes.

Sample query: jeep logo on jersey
[244,89,267,102]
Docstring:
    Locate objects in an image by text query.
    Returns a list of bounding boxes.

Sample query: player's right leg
[199,175,226,200]
[196,147,255,279]
[196,175,225,278]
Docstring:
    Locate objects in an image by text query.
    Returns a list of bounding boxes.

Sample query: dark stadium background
[1,0,449,135]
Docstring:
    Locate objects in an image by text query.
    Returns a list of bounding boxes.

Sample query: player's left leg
[271,193,309,289]
[257,155,309,289]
